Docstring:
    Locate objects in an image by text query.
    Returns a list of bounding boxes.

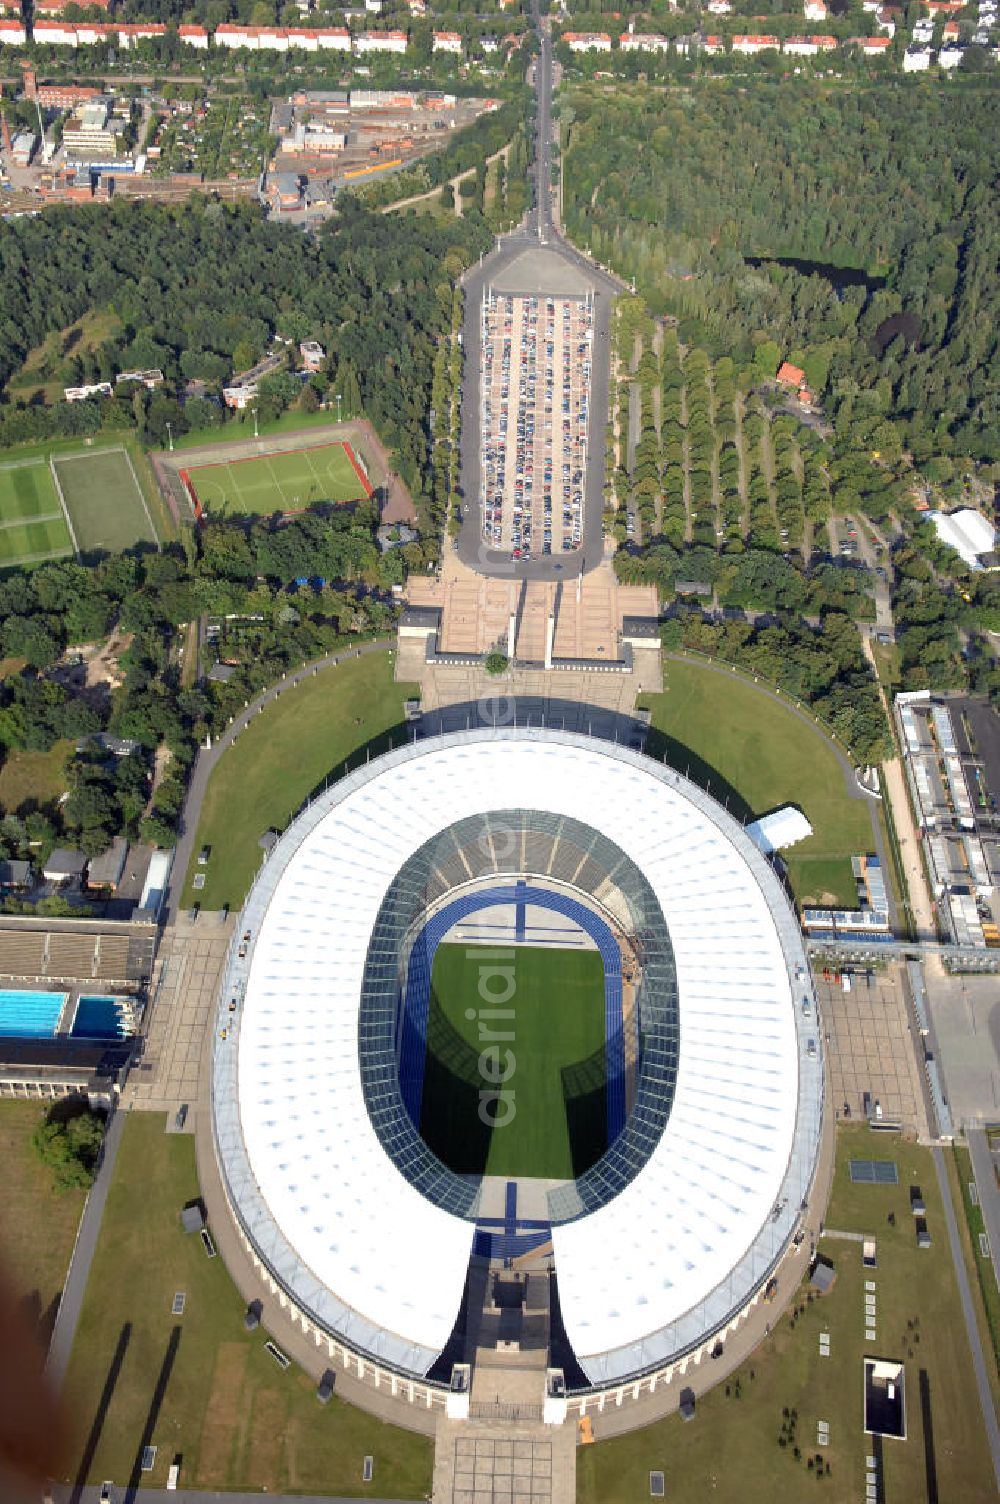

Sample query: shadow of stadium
[419,990,610,1178]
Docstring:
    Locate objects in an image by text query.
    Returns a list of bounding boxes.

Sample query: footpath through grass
[420,942,606,1179]
[578,1124,996,1504]
[59,1115,433,1496]
[640,657,876,906]
[0,1101,86,1342]
[181,650,417,911]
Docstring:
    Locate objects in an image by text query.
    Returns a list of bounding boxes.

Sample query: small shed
[0,859,33,891]
[43,848,88,884]
[87,837,129,892]
[181,1202,206,1234]
[810,1258,837,1294]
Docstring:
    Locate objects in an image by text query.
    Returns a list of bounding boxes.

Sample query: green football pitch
[185,442,368,517]
[419,943,607,1180]
[0,458,73,566]
[52,449,157,554]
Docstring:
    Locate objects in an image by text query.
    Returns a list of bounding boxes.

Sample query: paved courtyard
[126,915,232,1114]
[818,964,929,1136]
[432,1420,576,1504]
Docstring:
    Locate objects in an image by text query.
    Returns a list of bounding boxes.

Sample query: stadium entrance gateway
[467,948,518,1128]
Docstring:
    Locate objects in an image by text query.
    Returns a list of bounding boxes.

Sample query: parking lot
[479,288,593,560]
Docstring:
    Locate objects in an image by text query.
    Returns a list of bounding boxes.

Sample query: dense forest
[0,502,400,866]
[0,198,491,524]
[562,80,1000,463]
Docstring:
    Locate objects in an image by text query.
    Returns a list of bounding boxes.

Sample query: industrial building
[895,691,1000,948]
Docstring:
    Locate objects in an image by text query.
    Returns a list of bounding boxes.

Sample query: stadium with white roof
[211,727,824,1406]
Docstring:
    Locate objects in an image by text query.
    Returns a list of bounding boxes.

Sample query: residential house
[31,21,79,45]
[902,45,932,66]
[619,31,672,52]
[0,18,26,43]
[777,360,806,387]
[353,30,407,53]
[804,0,827,16]
[732,34,780,52]
[433,30,463,52]
[177,23,209,48]
[561,31,613,51]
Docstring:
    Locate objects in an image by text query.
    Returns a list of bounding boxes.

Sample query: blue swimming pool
[71,995,129,1040]
[0,989,66,1038]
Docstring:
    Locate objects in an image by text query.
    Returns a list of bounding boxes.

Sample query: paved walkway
[968,1127,1000,1299]
[45,1109,127,1392]
[47,1489,415,1504]
[931,1144,1000,1490]
[161,639,393,926]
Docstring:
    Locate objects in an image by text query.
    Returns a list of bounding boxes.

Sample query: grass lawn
[0,737,71,814]
[0,1101,87,1344]
[953,1143,1000,1385]
[180,651,417,911]
[59,1115,433,1496]
[578,1124,997,1504]
[53,448,158,554]
[640,658,876,906]
[6,309,122,406]
[0,456,73,566]
[172,408,345,452]
[420,943,606,1179]
[185,440,367,517]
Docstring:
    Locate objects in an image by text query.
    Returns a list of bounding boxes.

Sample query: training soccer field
[0,457,74,566]
[52,448,158,554]
[183,441,369,517]
[420,943,607,1181]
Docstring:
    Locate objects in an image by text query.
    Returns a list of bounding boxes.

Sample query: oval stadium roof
[212,730,823,1384]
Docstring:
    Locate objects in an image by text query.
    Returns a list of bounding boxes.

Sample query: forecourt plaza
[210,728,823,1403]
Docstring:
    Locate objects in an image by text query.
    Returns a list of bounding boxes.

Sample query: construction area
[263,88,497,211]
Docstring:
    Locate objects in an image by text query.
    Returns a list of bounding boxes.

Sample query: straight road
[931,1145,1000,1491]
[45,1109,127,1392]
[968,1127,1000,1298]
[454,0,624,583]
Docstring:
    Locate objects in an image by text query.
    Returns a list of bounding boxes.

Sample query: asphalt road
[454,0,622,583]
[45,1109,127,1393]
[931,1144,1000,1491]
[968,1126,1000,1299]
[159,639,393,926]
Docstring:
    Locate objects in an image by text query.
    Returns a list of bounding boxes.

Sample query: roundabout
[210,728,824,1401]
